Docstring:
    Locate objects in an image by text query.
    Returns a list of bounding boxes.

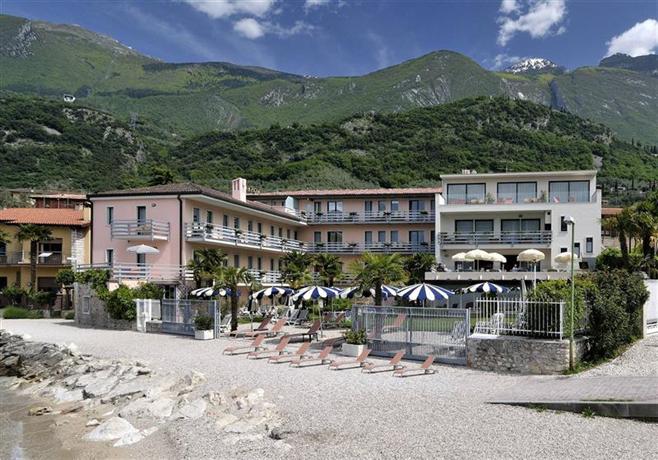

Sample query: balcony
[307,241,434,254]
[444,191,597,206]
[185,223,304,253]
[304,210,435,224]
[247,270,284,285]
[438,231,552,247]
[111,220,170,241]
[0,251,68,265]
[77,263,191,282]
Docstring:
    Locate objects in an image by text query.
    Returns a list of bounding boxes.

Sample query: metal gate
[161,299,218,336]
[352,306,470,365]
[135,299,161,332]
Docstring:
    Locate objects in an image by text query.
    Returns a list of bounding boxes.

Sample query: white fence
[473,297,565,339]
[644,280,658,336]
[135,299,161,332]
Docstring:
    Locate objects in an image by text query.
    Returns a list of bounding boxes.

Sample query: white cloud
[305,0,331,9]
[233,18,265,39]
[497,0,567,46]
[366,32,392,69]
[606,19,658,57]
[181,0,276,19]
[492,53,526,70]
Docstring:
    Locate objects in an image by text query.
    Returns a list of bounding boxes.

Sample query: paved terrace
[2,319,657,459]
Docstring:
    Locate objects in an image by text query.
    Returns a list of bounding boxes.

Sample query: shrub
[75,269,111,299]
[28,290,56,307]
[105,285,136,321]
[132,283,164,300]
[339,319,352,329]
[2,306,41,319]
[1,285,26,305]
[528,276,593,337]
[55,268,76,286]
[64,310,75,320]
[194,314,213,331]
[595,247,624,270]
[344,328,367,345]
[330,298,352,311]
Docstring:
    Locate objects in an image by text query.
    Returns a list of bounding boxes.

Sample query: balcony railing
[77,263,191,282]
[445,191,597,205]
[438,231,552,246]
[111,220,170,240]
[304,210,435,224]
[306,241,434,254]
[185,223,304,253]
[247,269,284,285]
[0,251,67,265]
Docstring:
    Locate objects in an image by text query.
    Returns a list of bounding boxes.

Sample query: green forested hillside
[1,14,656,145]
[3,94,654,194]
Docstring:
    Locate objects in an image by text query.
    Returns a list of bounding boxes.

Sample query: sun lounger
[382,313,406,333]
[223,334,266,355]
[324,312,346,329]
[229,316,272,337]
[328,348,371,370]
[393,355,435,377]
[268,342,311,364]
[361,351,405,373]
[247,336,291,360]
[285,309,300,325]
[289,344,333,367]
[283,319,321,342]
[292,309,308,326]
[242,317,287,338]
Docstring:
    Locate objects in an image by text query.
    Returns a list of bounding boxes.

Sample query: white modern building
[431,170,601,281]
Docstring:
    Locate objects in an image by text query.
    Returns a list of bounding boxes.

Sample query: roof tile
[0,208,89,227]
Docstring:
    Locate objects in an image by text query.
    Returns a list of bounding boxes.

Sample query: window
[106,206,114,225]
[257,257,262,270]
[327,201,343,213]
[286,229,291,239]
[364,201,373,212]
[105,249,114,266]
[137,206,146,223]
[314,201,322,213]
[560,216,567,232]
[390,230,399,243]
[447,183,486,204]
[294,231,298,240]
[497,182,537,203]
[409,199,424,211]
[560,247,568,253]
[206,211,213,224]
[257,222,262,234]
[223,214,229,227]
[0,277,6,290]
[378,231,386,243]
[328,231,343,243]
[455,220,493,234]
[365,231,373,244]
[390,200,399,212]
[574,243,581,257]
[136,253,146,265]
[378,201,386,212]
[270,225,275,236]
[0,241,6,257]
[586,237,593,253]
[234,217,240,229]
[248,256,253,269]
[278,227,283,238]
[234,255,240,267]
[501,219,540,234]
[314,231,322,243]
[409,231,425,244]
[248,221,253,232]
[549,181,590,203]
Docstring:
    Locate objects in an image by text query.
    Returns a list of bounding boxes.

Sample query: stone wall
[73,283,134,331]
[467,334,588,374]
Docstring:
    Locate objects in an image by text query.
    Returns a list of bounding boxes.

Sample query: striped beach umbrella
[250,286,293,300]
[292,285,341,301]
[397,283,454,302]
[190,287,231,297]
[339,286,364,299]
[465,282,509,294]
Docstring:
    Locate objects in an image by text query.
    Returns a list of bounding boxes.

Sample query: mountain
[504,58,564,75]
[2,93,655,194]
[599,53,658,75]
[1,14,657,146]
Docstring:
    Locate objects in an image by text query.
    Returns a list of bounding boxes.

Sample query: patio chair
[283,320,321,342]
[289,344,333,368]
[223,334,266,355]
[328,348,371,370]
[268,342,312,364]
[292,309,309,326]
[393,355,436,378]
[285,309,300,325]
[247,336,291,360]
[449,320,467,344]
[361,351,405,373]
[324,312,346,329]
[218,314,232,334]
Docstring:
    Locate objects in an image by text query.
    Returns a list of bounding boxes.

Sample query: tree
[15,224,53,292]
[350,253,407,305]
[215,266,252,332]
[281,251,313,290]
[403,253,436,284]
[187,248,227,289]
[0,229,10,245]
[312,253,342,287]
[147,164,176,186]
[55,268,76,309]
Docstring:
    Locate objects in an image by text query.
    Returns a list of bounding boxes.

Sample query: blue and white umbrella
[339,285,397,300]
[397,283,454,302]
[191,287,231,297]
[339,286,363,299]
[250,286,293,300]
[465,282,509,294]
[292,285,341,301]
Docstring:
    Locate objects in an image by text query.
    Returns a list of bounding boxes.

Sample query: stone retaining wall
[467,334,588,374]
[73,283,134,331]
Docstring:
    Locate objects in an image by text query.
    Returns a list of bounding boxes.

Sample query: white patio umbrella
[126,244,160,254]
[465,249,490,271]
[554,252,580,272]
[452,252,470,271]
[518,249,545,289]
[488,252,507,270]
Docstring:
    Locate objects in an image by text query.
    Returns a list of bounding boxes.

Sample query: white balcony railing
[77,263,191,282]
[445,191,597,205]
[438,231,552,246]
[0,251,68,265]
[306,241,434,254]
[111,219,170,240]
[304,210,435,224]
[185,223,305,252]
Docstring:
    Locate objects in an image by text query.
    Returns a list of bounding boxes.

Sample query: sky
[2,0,656,76]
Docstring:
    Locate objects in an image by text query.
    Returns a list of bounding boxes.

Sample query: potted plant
[341,328,367,356]
[194,314,214,340]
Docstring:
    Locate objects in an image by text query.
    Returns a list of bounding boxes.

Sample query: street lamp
[563,215,576,370]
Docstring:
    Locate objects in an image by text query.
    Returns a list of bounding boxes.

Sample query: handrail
[446,191,593,205]
[307,241,434,254]
[111,219,170,240]
[0,251,67,265]
[184,222,305,252]
[438,231,552,245]
[304,210,434,224]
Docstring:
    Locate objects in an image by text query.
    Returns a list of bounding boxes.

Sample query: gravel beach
[3,319,657,459]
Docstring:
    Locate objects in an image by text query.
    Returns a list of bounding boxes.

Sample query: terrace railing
[307,241,434,254]
[246,269,284,284]
[0,251,68,265]
[111,219,170,240]
[184,223,304,252]
[472,297,565,339]
[438,231,552,246]
[304,210,435,224]
[445,190,597,205]
[77,263,192,282]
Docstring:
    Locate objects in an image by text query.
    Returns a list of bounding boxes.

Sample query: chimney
[232,178,247,202]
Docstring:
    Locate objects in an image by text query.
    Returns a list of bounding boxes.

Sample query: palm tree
[604,208,636,267]
[15,224,53,291]
[403,253,436,284]
[281,251,313,290]
[215,266,252,332]
[313,253,342,287]
[187,248,227,288]
[633,201,658,259]
[350,253,407,305]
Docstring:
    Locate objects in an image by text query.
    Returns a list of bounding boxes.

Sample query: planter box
[195,330,214,340]
[341,343,366,357]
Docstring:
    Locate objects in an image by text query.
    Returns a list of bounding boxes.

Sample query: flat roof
[249,187,442,199]
[440,170,598,180]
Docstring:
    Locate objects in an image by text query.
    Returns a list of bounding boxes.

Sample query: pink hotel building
[88,179,438,293]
